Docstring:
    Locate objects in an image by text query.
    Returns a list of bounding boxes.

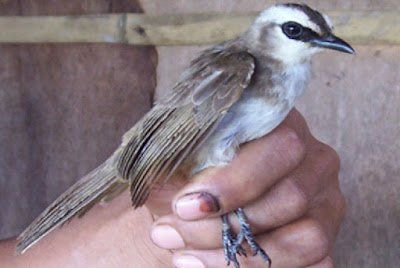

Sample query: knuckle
[280,125,307,164]
[306,256,335,268]
[312,143,341,181]
[319,144,341,172]
[321,256,336,268]
[286,180,309,216]
[325,146,341,172]
[285,108,307,130]
[298,219,330,259]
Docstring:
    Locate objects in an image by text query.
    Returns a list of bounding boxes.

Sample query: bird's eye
[282,22,304,39]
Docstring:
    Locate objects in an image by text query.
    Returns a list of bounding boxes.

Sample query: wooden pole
[0,11,398,46]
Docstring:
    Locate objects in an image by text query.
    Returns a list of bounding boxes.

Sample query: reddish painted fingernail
[174,254,205,268]
[151,225,185,249]
[175,192,220,220]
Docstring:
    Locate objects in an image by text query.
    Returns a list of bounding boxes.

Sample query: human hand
[148,108,346,268]
[2,109,345,268]
[1,192,173,268]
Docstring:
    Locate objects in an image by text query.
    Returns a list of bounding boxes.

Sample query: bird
[16,3,354,268]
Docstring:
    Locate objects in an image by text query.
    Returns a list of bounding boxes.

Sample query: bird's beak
[310,34,355,54]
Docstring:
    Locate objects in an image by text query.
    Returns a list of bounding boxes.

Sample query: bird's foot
[235,208,271,267]
[222,214,246,268]
[221,208,271,268]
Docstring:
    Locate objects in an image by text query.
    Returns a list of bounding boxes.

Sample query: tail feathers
[16,155,126,254]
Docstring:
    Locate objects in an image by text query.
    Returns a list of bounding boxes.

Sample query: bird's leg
[222,208,272,267]
[222,213,246,268]
[234,207,272,267]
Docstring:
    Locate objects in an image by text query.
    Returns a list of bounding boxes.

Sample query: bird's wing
[117,43,256,207]
[16,148,125,254]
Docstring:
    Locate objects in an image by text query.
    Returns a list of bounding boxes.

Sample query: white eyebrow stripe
[256,5,325,35]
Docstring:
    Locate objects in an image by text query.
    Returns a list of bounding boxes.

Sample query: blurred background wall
[0,0,156,240]
[0,0,399,267]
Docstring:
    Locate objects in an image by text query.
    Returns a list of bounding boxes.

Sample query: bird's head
[244,3,355,65]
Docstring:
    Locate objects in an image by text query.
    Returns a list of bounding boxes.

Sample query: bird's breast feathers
[192,60,311,173]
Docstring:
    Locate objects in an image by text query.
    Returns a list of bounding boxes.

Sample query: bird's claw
[222,208,272,268]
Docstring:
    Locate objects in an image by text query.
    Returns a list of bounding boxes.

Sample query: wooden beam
[0,11,398,46]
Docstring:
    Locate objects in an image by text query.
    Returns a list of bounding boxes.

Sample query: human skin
[0,109,346,268]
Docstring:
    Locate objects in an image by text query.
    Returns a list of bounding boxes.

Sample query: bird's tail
[15,148,127,254]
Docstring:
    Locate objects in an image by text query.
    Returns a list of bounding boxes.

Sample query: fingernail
[175,192,220,220]
[174,254,205,268]
[150,225,185,249]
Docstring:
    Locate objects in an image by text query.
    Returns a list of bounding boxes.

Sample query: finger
[234,140,340,232]
[305,255,335,268]
[172,124,306,221]
[281,108,311,142]
[150,143,342,250]
[152,191,341,263]
[150,174,325,250]
[150,215,222,250]
[172,217,331,268]
[307,188,347,243]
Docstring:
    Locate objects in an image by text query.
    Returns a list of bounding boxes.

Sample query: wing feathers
[192,70,224,105]
[119,40,256,207]
[16,152,123,254]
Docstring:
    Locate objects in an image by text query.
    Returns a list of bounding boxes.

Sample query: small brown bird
[16,3,354,267]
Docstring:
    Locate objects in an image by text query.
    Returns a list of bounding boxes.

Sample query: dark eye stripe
[282,21,320,43]
[299,28,321,42]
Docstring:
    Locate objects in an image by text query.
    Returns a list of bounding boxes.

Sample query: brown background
[0,0,156,239]
[0,0,399,267]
